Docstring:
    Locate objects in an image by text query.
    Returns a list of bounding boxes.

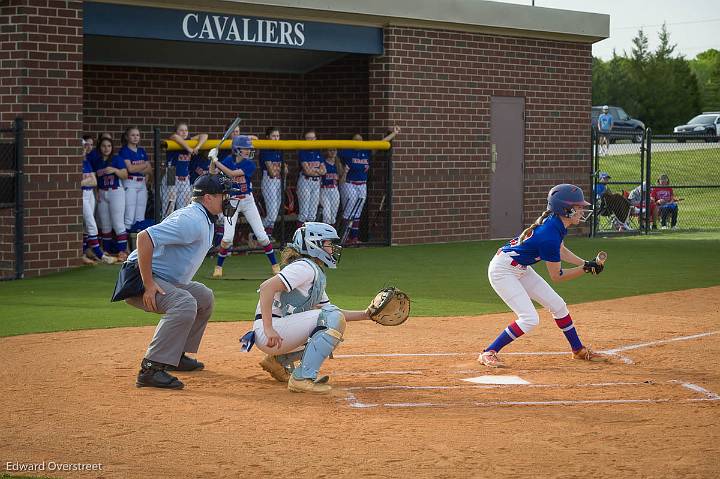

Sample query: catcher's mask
[290,222,342,269]
[547,183,592,222]
[232,135,255,160]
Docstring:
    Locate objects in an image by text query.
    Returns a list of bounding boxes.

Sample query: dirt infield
[2,287,720,478]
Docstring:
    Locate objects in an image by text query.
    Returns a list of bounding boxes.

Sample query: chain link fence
[0,118,24,280]
[591,128,720,235]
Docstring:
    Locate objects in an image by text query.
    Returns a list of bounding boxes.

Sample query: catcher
[239,222,410,394]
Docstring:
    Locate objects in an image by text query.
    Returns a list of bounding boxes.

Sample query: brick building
[0,0,608,277]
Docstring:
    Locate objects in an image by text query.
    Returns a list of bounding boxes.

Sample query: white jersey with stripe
[254,259,330,318]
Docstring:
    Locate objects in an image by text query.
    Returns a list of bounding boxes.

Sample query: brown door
[489,96,525,239]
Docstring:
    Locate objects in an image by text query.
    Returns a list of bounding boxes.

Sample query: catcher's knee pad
[220,240,232,250]
[515,310,539,333]
[293,306,345,380]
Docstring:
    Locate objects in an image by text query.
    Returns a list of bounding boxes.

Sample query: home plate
[462,375,530,385]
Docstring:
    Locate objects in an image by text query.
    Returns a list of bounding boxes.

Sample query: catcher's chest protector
[277,259,326,315]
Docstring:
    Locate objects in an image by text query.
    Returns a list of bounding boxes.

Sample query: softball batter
[93,137,129,260]
[210,135,279,277]
[479,184,607,367]
[242,222,373,394]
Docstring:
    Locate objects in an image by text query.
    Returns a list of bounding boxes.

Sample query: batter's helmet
[289,222,342,269]
[547,184,591,218]
[231,135,254,155]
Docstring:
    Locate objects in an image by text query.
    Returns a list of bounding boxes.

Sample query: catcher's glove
[366,287,410,326]
[583,260,604,275]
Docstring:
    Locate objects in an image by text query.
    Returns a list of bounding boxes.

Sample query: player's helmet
[602,105,609,112]
[231,135,254,157]
[547,184,591,220]
[289,222,342,269]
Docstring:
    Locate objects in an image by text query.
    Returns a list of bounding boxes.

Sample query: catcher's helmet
[547,184,591,220]
[231,135,254,156]
[290,222,342,269]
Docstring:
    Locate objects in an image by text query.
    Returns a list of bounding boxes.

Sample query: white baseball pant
[487,252,569,334]
[339,182,351,212]
[160,175,192,216]
[261,172,282,229]
[252,309,323,355]
[123,177,148,229]
[297,176,320,223]
[343,182,367,220]
[320,187,340,224]
[97,188,127,235]
[82,189,98,237]
[222,194,271,246]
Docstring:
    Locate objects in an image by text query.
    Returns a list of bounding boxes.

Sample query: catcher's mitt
[366,287,410,326]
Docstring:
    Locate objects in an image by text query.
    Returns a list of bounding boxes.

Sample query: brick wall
[369,27,592,244]
[0,0,84,277]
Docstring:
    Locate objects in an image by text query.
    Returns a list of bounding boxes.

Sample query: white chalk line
[345,381,651,392]
[344,380,720,409]
[334,330,720,360]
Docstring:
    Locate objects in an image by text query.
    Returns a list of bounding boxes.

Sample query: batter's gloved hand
[208,148,218,161]
[583,260,604,275]
[366,287,410,326]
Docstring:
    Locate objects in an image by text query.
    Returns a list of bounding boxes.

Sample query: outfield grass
[599,147,720,229]
[1,232,719,337]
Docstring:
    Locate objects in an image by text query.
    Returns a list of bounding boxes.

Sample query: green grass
[599,147,720,229]
[1,233,719,337]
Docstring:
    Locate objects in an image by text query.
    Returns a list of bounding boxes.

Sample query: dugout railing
[152,135,394,252]
[0,118,24,280]
[591,127,720,236]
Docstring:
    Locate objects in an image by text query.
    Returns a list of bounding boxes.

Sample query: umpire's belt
[302,175,320,180]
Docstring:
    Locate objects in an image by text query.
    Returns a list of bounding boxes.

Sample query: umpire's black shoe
[136,359,184,389]
[167,354,205,372]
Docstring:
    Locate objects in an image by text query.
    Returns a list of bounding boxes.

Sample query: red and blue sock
[264,243,277,265]
[87,235,104,259]
[555,314,583,351]
[101,232,113,252]
[217,246,230,267]
[485,321,524,353]
[116,232,128,252]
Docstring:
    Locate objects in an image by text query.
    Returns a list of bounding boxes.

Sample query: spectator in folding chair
[628,183,658,230]
[599,190,633,231]
[651,174,682,229]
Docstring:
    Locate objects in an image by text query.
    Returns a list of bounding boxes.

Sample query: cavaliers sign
[84,2,383,54]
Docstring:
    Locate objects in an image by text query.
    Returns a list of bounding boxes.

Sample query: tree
[690,49,720,111]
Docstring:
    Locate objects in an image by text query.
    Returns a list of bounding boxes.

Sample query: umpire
[120,174,230,389]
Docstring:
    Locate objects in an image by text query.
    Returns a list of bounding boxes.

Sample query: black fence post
[386,144,393,246]
[14,117,24,279]
[644,128,652,233]
[640,128,647,234]
[153,128,161,222]
[590,127,598,237]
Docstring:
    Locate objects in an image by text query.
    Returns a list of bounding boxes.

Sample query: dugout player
[479,184,607,368]
[164,122,208,212]
[259,127,284,241]
[338,126,400,245]
[296,130,325,228]
[123,174,232,389]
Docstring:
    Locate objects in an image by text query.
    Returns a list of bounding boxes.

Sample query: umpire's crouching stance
[114,174,233,389]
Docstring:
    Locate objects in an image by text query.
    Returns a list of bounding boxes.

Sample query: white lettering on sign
[182,14,305,46]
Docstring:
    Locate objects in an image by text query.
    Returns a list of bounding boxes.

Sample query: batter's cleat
[212,266,223,279]
[288,376,332,394]
[100,254,117,265]
[167,354,204,372]
[136,359,184,389]
[479,350,505,368]
[259,355,290,383]
[271,264,281,275]
[572,347,608,362]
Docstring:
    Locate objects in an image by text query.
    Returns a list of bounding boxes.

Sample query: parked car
[673,112,720,142]
[591,105,646,143]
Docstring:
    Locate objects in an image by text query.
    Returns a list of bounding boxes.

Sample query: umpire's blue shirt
[127,202,214,285]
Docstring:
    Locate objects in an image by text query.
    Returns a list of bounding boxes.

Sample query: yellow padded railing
[163,139,391,151]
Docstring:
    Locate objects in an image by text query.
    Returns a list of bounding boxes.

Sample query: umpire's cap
[192,174,230,197]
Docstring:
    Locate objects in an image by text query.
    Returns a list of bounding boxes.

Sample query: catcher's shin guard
[292,305,346,381]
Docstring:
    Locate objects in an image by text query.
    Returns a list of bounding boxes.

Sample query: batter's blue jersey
[500,214,567,265]
[118,145,148,179]
[338,149,370,182]
[220,155,256,196]
[259,150,282,172]
[95,155,126,190]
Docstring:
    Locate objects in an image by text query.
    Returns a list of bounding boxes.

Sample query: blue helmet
[289,222,342,268]
[231,135,254,156]
[547,184,591,218]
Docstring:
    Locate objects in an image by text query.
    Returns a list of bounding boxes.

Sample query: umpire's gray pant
[126,277,214,366]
